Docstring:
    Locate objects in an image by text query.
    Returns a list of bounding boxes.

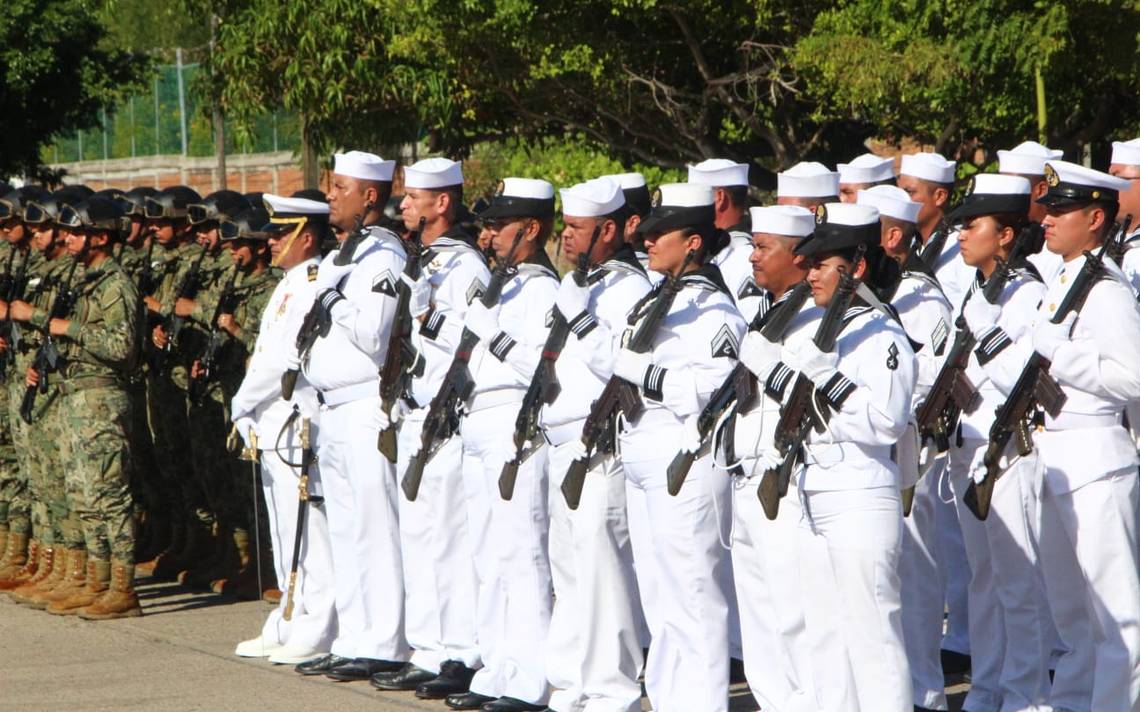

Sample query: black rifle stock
[20,257,81,423]
[559,250,698,510]
[187,267,239,406]
[281,202,375,400]
[498,226,602,500]
[377,217,427,462]
[964,216,1131,520]
[153,242,208,372]
[916,223,1043,452]
[665,281,813,496]
[0,248,30,379]
[401,226,526,501]
[757,245,866,520]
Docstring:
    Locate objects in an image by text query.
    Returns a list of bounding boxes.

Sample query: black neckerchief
[919,219,951,270]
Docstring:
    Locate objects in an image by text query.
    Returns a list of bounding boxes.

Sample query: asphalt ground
[0,574,968,711]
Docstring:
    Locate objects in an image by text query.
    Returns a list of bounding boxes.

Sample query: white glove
[564,438,588,463]
[464,300,500,340]
[787,340,838,384]
[387,399,410,425]
[738,331,782,378]
[970,456,1006,484]
[1032,312,1076,361]
[680,413,702,454]
[401,416,426,458]
[613,348,652,384]
[555,278,590,321]
[402,273,431,318]
[315,260,354,291]
[370,403,391,432]
[756,449,783,473]
[282,349,301,371]
[963,292,1001,335]
[233,416,256,445]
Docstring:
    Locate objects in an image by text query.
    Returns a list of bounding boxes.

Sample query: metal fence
[45,54,301,164]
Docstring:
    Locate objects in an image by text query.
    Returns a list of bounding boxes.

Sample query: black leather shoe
[940,649,972,677]
[326,657,405,682]
[444,691,496,710]
[416,659,477,699]
[481,697,548,712]
[371,662,437,691]
[295,653,351,676]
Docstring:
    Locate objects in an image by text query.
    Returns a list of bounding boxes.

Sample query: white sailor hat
[795,203,880,256]
[263,192,330,220]
[478,177,555,219]
[777,162,840,199]
[900,151,956,184]
[1038,160,1129,207]
[749,205,814,238]
[601,172,651,216]
[837,153,895,185]
[997,141,1063,176]
[857,185,920,223]
[404,157,463,190]
[687,159,749,187]
[333,150,395,182]
[1111,138,1140,166]
[637,183,715,234]
[559,177,625,218]
[947,174,1031,222]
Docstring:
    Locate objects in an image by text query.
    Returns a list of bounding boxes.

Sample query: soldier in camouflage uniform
[6,187,102,606]
[0,186,52,587]
[135,186,204,578]
[36,196,142,619]
[189,205,279,597]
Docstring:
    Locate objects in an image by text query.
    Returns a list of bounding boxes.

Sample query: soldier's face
[149,218,175,245]
[196,225,220,250]
[806,252,860,307]
[838,182,870,204]
[1109,164,1140,224]
[127,217,145,245]
[644,228,700,275]
[2,221,26,244]
[560,215,602,265]
[399,188,444,232]
[1042,203,1107,261]
[226,241,253,268]
[31,225,55,252]
[956,216,1008,272]
[750,232,806,294]
[61,227,88,257]
[328,174,368,231]
[898,176,946,226]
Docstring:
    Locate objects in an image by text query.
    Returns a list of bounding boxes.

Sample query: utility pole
[211,14,227,189]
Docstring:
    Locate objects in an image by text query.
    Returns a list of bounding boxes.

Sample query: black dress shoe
[326,657,405,682]
[295,653,351,676]
[481,697,548,712]
[417,659,477,699]
[371,662,437,691]
[444,691,496,710]
[940,649,972,677]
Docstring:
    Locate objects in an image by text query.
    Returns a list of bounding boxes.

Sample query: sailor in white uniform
[837,152,896,203]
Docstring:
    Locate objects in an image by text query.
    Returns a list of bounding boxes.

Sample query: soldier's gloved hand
[565,439,589,463]
[613,348,651,385]
[738,331,782,379]
[464,301,500,340]
[315,260,354,291]
[679,414,702,454]
[963,292,1001,335]
[790,340,838,385]
[555,278,590,322]
[370,403,391,431]
[401,416,426,456]
[282,350,301,372]
[387,399,409,426]
[1032,312,1077,361]
[233,416,256,445]
[402,273,431,318]
[756,449,783,473]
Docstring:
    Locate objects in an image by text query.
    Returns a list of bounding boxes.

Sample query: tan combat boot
[136,520,184,575]
[79,562,142,620]
[216,529,261,600]
[0,538,38,590]
[9,546,62,604]
[47,559,110,615]
[44,549,88,604]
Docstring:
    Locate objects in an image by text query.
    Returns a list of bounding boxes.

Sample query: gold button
[1049,303,1056,311]
[1061,275,1067,284]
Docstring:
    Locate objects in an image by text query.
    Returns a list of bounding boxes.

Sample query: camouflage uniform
[0,242,25,540]
[56,257,139,564]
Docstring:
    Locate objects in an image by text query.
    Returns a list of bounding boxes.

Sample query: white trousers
[934,462,972,657]
[259,440,337,653]
[948,440,1055,712]
[624,450,731,712]
[899,457,949,711]
[1038,466,1140,712]
[546,440,643,712]
[462,403,553,705]
[798,485,912,712]
[318,395,409,661]
[731,474,816,712]
[397,407,479,672]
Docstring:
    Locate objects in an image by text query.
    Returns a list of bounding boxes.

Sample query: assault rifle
[376,217,426,462]
[665,281,812,496]
[916,223,1043,452]
[152,242,209,372]
[757,244,865,520]
[187,267,240,406]
[281,201,375,400]
[964,214,1132,520]
[400,225,526,501]
[559,250,698,510]
[0,248,30,379]
[498,226,601,500]
[20,256,81,423]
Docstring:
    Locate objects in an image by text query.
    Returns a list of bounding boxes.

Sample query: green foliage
[0,0,150,177]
